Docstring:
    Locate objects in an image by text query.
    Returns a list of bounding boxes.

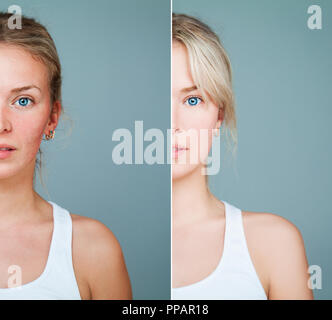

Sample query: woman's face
[0,44,60,180]
[172,41,222,181]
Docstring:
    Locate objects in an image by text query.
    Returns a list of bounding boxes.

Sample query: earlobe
[214,108,223,137]
[216,107,224,130]
[215,119,222,131]
[43,129,55,141]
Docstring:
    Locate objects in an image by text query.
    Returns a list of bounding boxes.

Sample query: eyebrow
[10,85,41,94]
[180,85,198,93]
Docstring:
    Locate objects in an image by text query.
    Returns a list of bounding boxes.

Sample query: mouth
[172,145,189,158]
[0,145,16,159]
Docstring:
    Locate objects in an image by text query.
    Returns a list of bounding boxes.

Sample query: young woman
[171,13,313,300]
[0,12,132,299]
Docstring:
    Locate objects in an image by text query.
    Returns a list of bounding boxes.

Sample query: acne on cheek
[15,114,49,150]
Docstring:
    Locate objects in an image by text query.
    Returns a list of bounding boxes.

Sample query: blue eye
[14,97,33,107]
[185,96,202,107]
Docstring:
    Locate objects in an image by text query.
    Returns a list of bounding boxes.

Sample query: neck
[0,159,41,226]
[172,164,215,227]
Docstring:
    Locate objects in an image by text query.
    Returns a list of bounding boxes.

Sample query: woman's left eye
[185,96,202,107]
[14,97,33,107]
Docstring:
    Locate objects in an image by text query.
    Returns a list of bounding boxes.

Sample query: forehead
[172,41,195,92]
[0,44,48,92]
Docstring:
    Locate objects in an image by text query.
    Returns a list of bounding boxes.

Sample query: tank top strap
[43,201,81,299]
[219,201,254,272]
[46,201,73,268]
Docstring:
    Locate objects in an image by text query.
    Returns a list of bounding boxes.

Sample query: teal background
[0,0,170,299]
[173,0,331,299]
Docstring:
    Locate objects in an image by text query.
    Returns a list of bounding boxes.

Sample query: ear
[215,107,224,131]
[45,101,62,133]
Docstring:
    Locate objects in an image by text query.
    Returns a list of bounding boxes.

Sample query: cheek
[178,108,218,158]
[178,105,218,131]
[14,112,48,155]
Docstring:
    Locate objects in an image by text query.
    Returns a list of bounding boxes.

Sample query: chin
[172,162,202,181]
[0,165,19,180]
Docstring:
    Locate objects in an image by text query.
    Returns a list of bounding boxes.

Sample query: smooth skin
[0,44,132,299]
[172,41,313,300]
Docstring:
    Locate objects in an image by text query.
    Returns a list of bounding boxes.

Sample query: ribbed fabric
[172,200,268,300]
[0,201,81,300]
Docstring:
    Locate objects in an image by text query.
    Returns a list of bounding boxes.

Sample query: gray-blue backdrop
[173,0,331,299]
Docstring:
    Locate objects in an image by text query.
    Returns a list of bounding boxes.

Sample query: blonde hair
[0,12,70,192]
[172,13,238,159]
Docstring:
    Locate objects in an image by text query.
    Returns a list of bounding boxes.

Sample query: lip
[0,144,16,160]
[0,144,16,150]
[172,145,189,151]
[172,145,189,158]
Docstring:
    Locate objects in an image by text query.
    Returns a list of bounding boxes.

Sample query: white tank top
[172,200,268,300]
[0,201,81,299]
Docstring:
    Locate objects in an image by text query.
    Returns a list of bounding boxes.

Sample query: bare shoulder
[241,210,305,250]
[69,213,132,300]
[242,210,302,235]
[242,210,313,299]
[70,213,121,254]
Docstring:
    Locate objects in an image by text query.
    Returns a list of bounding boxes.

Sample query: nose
[0,104,12,134]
